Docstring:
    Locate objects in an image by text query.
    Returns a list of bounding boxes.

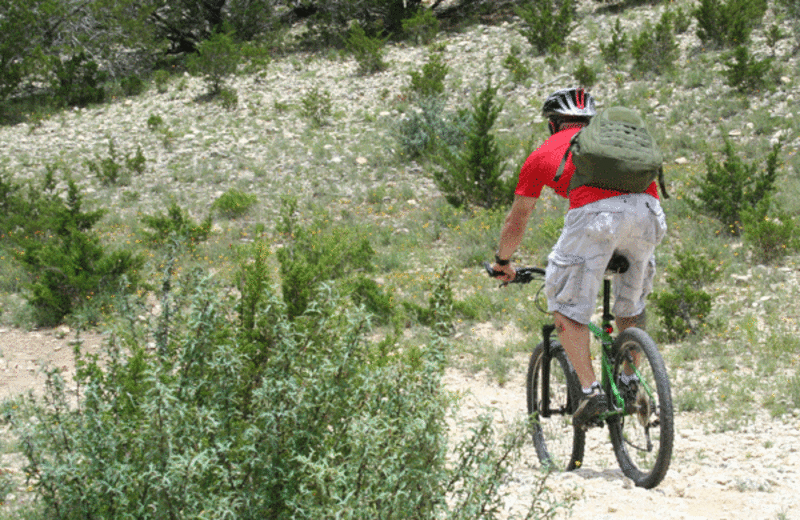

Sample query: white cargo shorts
[545,193,667,325]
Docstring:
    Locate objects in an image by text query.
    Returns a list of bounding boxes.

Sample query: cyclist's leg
[616,311,646,375]
[613,195,666,376]
[545,204,616,389]
[553,312,593,388]
[616,308,646,332]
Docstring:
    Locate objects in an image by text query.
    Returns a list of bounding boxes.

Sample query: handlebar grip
[483,262,546,285]
[483,262,502,278]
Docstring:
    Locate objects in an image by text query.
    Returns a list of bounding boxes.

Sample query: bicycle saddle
[606,253,629,274]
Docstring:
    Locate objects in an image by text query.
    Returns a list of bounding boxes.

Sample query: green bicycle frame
[590,278,656,419]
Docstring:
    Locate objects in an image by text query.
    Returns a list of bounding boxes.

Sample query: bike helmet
[542,87,596,134]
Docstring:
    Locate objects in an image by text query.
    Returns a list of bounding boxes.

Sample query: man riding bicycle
[491,88,667,429]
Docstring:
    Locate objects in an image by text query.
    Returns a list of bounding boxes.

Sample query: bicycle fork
[540,324,556,418]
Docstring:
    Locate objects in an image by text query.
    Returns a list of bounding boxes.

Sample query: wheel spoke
[607,328,673,489]
[527,341,585,472]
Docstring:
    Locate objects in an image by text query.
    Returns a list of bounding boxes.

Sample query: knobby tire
[527,341,585,471]
[607,328,674,489]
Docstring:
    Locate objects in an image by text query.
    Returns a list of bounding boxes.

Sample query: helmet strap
[559,121,586,132]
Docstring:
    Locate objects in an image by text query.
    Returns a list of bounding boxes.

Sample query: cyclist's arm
[493,194,537,279]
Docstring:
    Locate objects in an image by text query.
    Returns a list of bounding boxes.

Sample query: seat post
[540,324,556,418]
[602,278,615,325]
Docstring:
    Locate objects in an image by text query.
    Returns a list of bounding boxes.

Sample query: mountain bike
[485,254,674,489]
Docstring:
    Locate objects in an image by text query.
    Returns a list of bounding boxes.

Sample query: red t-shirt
[515,127,659,209]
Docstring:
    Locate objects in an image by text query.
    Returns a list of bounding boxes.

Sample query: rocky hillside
[0,0,796,223]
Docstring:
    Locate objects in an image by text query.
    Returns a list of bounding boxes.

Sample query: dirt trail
[444,358,800,520]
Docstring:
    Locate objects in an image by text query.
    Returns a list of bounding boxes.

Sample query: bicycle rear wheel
[607,328,674,488]
[527,340,585,471]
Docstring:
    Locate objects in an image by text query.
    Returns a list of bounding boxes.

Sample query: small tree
[276,200,375,319]
[723,45,775,93]
[346,22,389,75]
[741,196,800,265]
[188,30,240,96]
[600,19,628,67]
[694,0,768,48]
[515,0,574,56]
[140,202,213,249]
[652,247,722,340]
[13,172,143,326]
[433,74,515,210]
[51,52,108,108]
[406,51,449,100]
[631,11,679,78]
[692,140,781,236]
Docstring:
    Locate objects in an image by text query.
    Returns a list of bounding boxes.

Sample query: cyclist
[491,87,667,429]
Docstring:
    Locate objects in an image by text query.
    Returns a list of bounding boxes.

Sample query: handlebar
[483,262,545,287]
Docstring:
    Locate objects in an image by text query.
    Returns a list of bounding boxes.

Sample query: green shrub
[140,202,213,249]
[212,188,258,219]
[432,74,515,210]
[515,0,574,56]
[147,114,164,130]
[692,140,781,236]
[218,86,239,110]
[406,51,449,99]
[723,46,775,94]
[672,6,692,34]
[400,264,487,335]
[631,11,679,78]
[344,276,397,325]
[741,196,800,265]
[346,22,389,75]
[153,69,171,93]
[652,247,722,340]
[573,58,597,88]
[501,48,531,84]
[600,19,627,67]
[51,52,107,108]
[394,97,471,160]
[694,0,768,48]
[120,75,145,96]
[766,24,783,55]
[401,6,440,45]
[188,30,241,96]
[300,86,333,127]
[11,260,560,519]
[11,173,143,326]
[85,139,146,186]
[276,201,375,319]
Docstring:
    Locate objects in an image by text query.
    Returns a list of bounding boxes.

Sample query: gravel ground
[444,356,800,520]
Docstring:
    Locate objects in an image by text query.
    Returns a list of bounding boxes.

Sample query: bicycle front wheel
[607,328,674,489]
[527,340,585,471]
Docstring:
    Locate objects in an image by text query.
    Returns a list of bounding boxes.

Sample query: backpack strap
[552,131,580,184]
[552,147,572,184]
[657,166,670,199]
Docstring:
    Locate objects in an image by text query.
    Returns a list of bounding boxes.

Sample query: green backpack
[553,106,669,198]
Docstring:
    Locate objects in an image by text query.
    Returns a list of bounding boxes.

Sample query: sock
[582,381,600,394]
[620,372,637,385]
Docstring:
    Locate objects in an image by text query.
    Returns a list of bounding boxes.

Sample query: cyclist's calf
[616,309,647,332]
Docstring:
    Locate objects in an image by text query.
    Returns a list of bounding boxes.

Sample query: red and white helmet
[542,87,596,119]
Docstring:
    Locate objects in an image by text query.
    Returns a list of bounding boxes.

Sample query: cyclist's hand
[492,262,516,283]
